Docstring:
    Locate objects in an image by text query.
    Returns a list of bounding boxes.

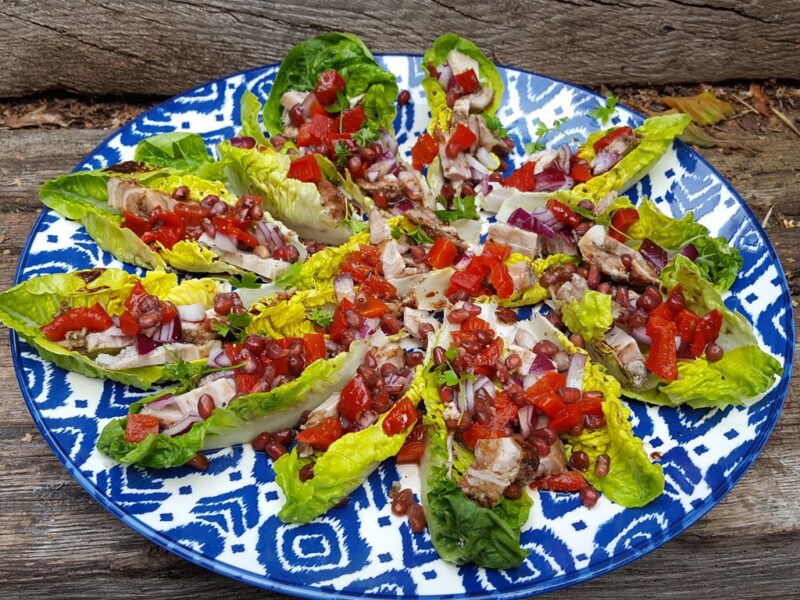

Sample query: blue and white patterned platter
[12,56,794,599]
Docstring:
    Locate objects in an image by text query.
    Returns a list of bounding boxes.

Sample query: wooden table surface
[1,3,799,598]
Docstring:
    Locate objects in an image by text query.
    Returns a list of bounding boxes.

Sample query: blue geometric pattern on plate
[11,55,794,599]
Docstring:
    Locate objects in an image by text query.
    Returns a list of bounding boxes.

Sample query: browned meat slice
[459,437,534,508]
[107,178,176,217]
[403,207,466,249]
[315,179,347,221]
[577,224,659,285]
[358,176,407,202]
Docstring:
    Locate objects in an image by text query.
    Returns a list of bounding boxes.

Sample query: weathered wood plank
[1,100,799,598]
[0,0,798,98]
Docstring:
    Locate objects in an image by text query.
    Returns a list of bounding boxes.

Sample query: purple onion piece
[137,333,157,355]
[591,150,622,175]
[639,238,668,271]
[677,342,695,359]
[394,199,414,213]
[680,243,700,260]
[529,352,556,375]
[163,415,203,438]
[565,352,587,391]
[518,404,534,438]
[144,393,175,411]
[533,162,569,192]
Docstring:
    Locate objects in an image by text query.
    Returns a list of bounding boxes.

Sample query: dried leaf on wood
[661,91,735,126]
[679,122,721,148]
[749,83,771,117]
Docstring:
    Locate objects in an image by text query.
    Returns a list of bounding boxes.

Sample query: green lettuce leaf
[219,142,366,245]
[248,285,336,338]
[97,335,375,468]
[484,253,578,308]
[574,114,690,201]
[0,269,223,389]
[566,359,664,507]
[263,33,398,135]
[239,90,271,147]
[561,290,613,342]
[418,369,532,569]
[133,132,223,180]
[421,33,504,133]
[275,353,430,523]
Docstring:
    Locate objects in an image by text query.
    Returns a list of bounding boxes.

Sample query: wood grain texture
[0,0,799,98]
[0,112,799,599]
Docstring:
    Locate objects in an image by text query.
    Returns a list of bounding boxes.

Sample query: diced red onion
[639,238,668,271]
[531,207,563,230]
[145,393,175,411]
[177,303,207,323]
[591,150,622,175]
[198,370,234,387]
[163,414,203,437]
[476,148,496,170]
[556,145,572,174]
[334,273,355,302]
[153,318,179,343]
[553,350,570,371]
[523,373,540,390]
[137,333,157,355]
[466,154,490,175]
[518,404,535,438]
[630,326,651,346]
[359,318,380,339]
[325,339,340,354]
[481,175,490,196]
[111,316,120,327]
[394,199,415,213]
[301,93,317,120]
[514,329,535,349]
[355,410,378,430]
[507,207,556,239]
[367,159,397,182]
[529,352,556,374]
[680,243,699,260]
[463,380,475,414]
[675,335,682,348]
[454,252,472,269]
[379,130,398,157]
[437,64,453,90]
[208,347,232,367]
[565,352,586,391]
[530,148,558,168]
[214,233,239,253]
[677,343,694,359]
[534,162,572,192]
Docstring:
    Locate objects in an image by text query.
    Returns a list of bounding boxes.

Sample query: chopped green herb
[483,114,508,138]
[162,357,240,393]
[228,272,261,289]
[445,347,458,361]
[334,140,353,168]
[307,308,334,328]
[327,92,351,115]
[435,194,479,224]
[524,141,546,154]
[588,95,619,124]
[212,311,252,343]
[353,125,380,148]
[392,224,433,245]
[346,218,369,234]
[436,368,460,387]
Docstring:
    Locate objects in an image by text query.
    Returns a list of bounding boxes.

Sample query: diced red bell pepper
[314,70,347,106]
[119,311,140,336]
[445,123,478,159]
[213,217,260,249]
[609,207,640,242]
[382,397,418,436]
[234,372,261,394]
[547,199,582,229]
[446,270,484,297]
[524,371,567,405]
[40,303,114,342]
[698,309,723,344]
[125,281,148,310]
[593,126,634,153]
[287,154,323,183]
[427,238,458,269]
[174,202,210,226]
[356,294,389,318]
[486,258,514,298]
[140,209,185,249]
[531,471,587,492]
[303,332,326,364]
[296,113,336,147]
[677,309,700,343]
[646,315,678,380]
[549,404,584,434]
[578,395,604,417]
[569,157,592,183]
[328,299,354,343]
[339,374,372,422]
[125,413,160,443]
[453,69,480,94]
[296,416,343,450]
[121,211,150,237]
[306,94,328,118]
[533,392,568,419]
[460,316,491,333]
[463,336,503,368]
[411,132,439,171]
[395,424,427,465]
[340,105,366,134]
[504,161,536,192]
[649,301,675,323]
[361,273,397,300]
[482,240,512,262]
[461,422,506,451]
[490,391,519,429]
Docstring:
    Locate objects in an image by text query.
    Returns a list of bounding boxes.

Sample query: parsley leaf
[483,114,508,138]
[334,140,353,168]
[162,357,240,393]
[588,95,619,124]
[353,125,380,148]
[524,141,546,154]
[228,272,261,289]
[346,218,369,234]
[307,308,334,328]
[326,92,350,115]
[445,347,458,361]
[435,195,479,224]
[392,225,433,245]
[436,368,460,387]
[212,311,252,343]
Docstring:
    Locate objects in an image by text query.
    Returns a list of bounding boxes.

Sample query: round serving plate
[11,55,795,599]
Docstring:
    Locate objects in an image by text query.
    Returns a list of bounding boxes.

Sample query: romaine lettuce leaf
[629,199,742,291]
[248,286,336,339]
[561,290,613,342]
[274,229,370,289]
[133,132,223,180]
[574,114,690,201]
[0,269,224,389]
[421,33,504,133]
[219,142,366,245]
[263,33,398,135]
[275,351,430,523]
[239,89,271,147]
[418,369,532,569]
[97,335,375,467]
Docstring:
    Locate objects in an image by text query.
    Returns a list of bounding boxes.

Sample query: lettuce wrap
[0,269,225,389]
[97,333,377,468]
